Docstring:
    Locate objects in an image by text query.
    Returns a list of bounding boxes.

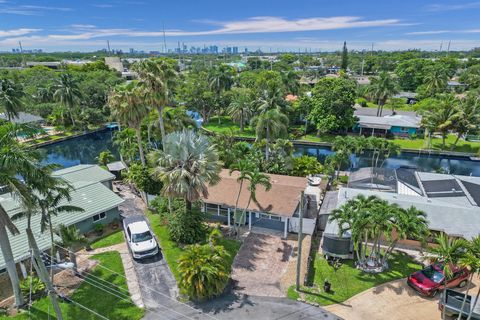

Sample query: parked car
[407,264,470,297]
[123,216,158,259]
[438,289,480,319]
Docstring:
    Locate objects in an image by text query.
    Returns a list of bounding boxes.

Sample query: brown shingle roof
[203,169,307,217]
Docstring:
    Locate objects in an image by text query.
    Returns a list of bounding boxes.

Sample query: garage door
[251,213,284,231]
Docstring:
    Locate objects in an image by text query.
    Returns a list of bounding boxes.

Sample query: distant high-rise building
[232,47,239,54]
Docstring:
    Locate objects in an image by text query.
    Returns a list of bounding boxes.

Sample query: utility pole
[162,21,168,54]
[107,40,111,54]
[296,191,304,291]
[26,229,63,320]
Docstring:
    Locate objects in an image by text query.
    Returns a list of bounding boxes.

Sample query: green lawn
[298,133,480,154]
[145,210,241,282]
[203,116,256,138]
[90,230,125,249]
[288,251,422,306]
[3,252,144,320]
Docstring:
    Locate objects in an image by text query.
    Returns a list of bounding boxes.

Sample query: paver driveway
[231,232,294,297]
[324,276,480,320]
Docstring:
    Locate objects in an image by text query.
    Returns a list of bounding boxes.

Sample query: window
[270,215,281,221]
[92,212,106,222]
[132,231,153,243]
[259,213,270,219]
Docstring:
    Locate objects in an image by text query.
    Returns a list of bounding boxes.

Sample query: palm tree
[0,124,59,307]
[424,65,449,96]
[228,88,253,132]
[367,71,399,117]
[282,70,300,95]
[149,130,222,212]
[178,242,230,300]
[237,169,272,234]
[421,94,459,148]
[109,82,150,165]
[427,234,467,320]
[461,236,480,320]
[54,73,81,128]
[56,225,88,274]
[0,79,24,121]
[229,159,255,233]
[133,58,177,149]
[113,128,138,164]
[251,109,289,161]
[257,81,285,115]
[452,94,480,149]
[208,64,234,95]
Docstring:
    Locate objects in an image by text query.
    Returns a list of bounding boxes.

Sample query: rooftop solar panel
[460,180,480,206]
[421,179,465,198]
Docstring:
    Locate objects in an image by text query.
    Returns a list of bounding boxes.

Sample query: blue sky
[0,0,480,52]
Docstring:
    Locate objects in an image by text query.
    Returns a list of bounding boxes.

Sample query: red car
[407,264,470,297]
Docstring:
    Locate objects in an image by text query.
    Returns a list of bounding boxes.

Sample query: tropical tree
[229,159,255,233]
[426,234,467,320]
[56,225,88,274]
[133,58,177,148]
[0,124,59,307]
[97,150,115,166]
[149,130,222,212]
[208,64,235,94]
[367,71,399,116]
[178,241,230,300]
[423,64,449,96]
[53,73,81,128]
[0,79,24,121]
[113,128,138,164]
[452,94,480,149]
[109,82,150,165]
[257,80,285,114]
[341,41,348,71]
[281,70,300,95]
[227,88,253,132]
[251,109,289,161]
[457,236,480,320]
[421,94,459,148]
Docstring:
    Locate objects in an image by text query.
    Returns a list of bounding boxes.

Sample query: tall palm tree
[229,159,255,233]
[149,130,222,212]
[427,234,467,320]
[424,65,449,96]
[0,124,59,307]
[251,109,289,161]
[367,71,399,117]
[208,64,234,95]
[456,236,480,319]
[56,225,88,274]
[282,70,300,95]
[421,94,459,149]
[257,81,285,115]
[133,58,177,149]
[227,88,253,132]
[0,79,24,121]
[113,128,138,164]
[452,94,480,149]
[54,73,81,128]
[237,169,272,234]
[109,82,150,165]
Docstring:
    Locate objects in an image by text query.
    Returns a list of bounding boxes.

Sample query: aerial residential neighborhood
[1,1,480,319]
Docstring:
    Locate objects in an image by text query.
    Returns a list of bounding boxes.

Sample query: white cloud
[406,29,480,35]
[426,2,480,11]
[0,4,72,15]
[92,4,116,8]
[0,28,40,38]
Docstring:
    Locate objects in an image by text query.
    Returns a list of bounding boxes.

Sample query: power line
[43,251,198,320]
[53,243,220,320]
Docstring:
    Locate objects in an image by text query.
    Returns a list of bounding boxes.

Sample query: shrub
[291,155,323,177]
[97,150,115,166]
[94,224,104,234]
[178,242,231,300]
[20,276,46,300]
[357,97,368,108]
[149,196,185,224]
[167,208,206,244]
[124,163,162,195]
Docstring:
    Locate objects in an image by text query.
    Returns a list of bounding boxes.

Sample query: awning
[359,123,392,130]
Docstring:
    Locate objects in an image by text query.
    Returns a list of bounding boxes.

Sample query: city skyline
[1,0,480,52]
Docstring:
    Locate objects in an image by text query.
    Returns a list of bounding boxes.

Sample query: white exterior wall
[288,217,316,235]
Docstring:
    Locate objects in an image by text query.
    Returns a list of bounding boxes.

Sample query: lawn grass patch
[3,252,144,320]
[90,230,125,249]
[145,210,241,282]
[291,251,422,306]
[203,116,256,138]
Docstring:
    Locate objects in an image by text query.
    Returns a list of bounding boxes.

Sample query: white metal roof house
[321,168,480,258]
[0,165,123,299]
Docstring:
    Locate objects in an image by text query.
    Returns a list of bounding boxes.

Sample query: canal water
[39,129,480,177]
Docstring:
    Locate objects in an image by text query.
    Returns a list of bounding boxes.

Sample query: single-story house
[0,165,123,299]
[393,91,418,104]
[321,169,480,258]
[201,169,325,237]
[353,114,422,137]
[0,112,43,124]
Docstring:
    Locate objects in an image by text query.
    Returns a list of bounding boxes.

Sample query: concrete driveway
[324,277,480,320]
[231,232,294,297]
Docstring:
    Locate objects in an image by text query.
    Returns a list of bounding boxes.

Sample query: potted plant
[111,218,120,230]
